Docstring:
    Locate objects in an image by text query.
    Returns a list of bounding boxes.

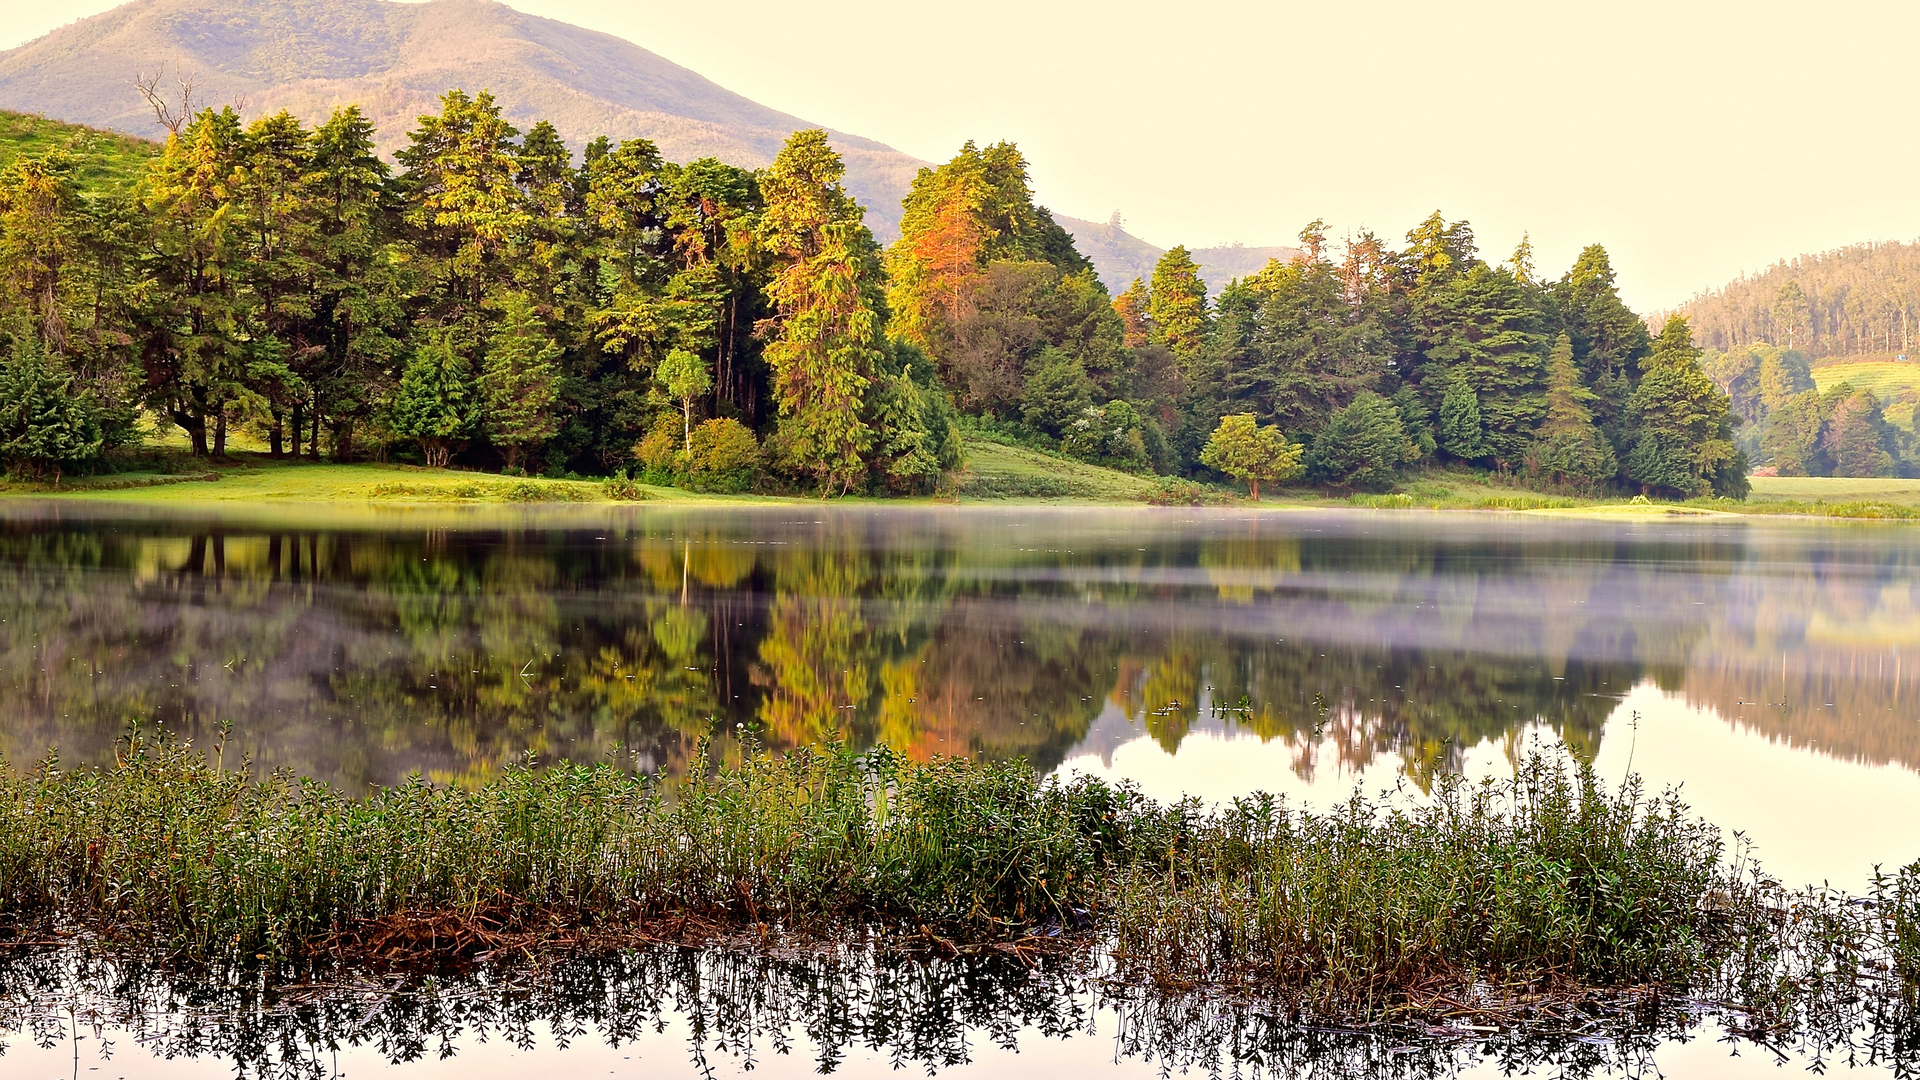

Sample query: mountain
[1055,213,1302,294]
[0,0,1295,283]
[0,0,924,238]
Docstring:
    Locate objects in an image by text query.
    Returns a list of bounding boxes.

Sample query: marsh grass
[0,736,1912,1029]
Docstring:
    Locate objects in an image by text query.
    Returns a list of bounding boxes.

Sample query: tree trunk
[269,412,284,458]
[290,402,305,458]
[213,412,227,459]
[311,411,322,460]
[1250,479,1260,501]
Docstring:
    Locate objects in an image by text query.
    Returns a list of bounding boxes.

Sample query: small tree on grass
[0,338,100,485]
[657,348,714,455]
[1200,413,1302,500]
[392,333,478,468]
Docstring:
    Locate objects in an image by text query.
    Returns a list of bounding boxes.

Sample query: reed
[0,735,1911,1025]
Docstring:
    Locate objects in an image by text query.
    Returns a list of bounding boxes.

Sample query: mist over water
[1,503,1917,1076]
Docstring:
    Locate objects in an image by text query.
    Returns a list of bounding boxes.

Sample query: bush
[633,417,683,483]
[1308,392,1414,491]
[0,338,101,485]
[601,474,645,501]
[688,418,761,493]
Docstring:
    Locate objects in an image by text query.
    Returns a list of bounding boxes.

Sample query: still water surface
[1,502,1917,1076]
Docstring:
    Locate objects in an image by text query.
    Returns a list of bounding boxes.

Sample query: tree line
[0,91,1745,498]
[1683,240,1920,361]
[1705,344,1919,477]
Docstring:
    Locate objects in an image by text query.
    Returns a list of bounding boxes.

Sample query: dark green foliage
[1307,391,1411,491]
[1020,346,1094,435]
[1531,333,1618,488]
[1437,377,1488,460]
[1627,317,1745,498]
[390,334,479,467]
[0,337,100,482]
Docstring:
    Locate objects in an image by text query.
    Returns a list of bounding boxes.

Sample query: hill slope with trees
[1681,240,1920,361]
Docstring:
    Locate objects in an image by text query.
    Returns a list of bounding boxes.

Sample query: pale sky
[4,0,1916,310]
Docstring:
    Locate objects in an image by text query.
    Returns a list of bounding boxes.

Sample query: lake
[1,502,1916,1076]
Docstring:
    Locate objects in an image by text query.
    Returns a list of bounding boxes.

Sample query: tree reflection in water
[0,506,1915,794]
[2,945,1911,1078]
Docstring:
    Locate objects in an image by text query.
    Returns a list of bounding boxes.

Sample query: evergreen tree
[1553,245,1649,443]
[756,129,883,495]
[1307,392,1413,491]
[480,294,562,470]
[0,337,100,484]
[396,89,527,319]
[391,333,478,468]
[1531,333,1617,487]
[143,107,254,457]
[1760,389,1827,476]
[1438,376,1488,460]
[1392,385,1437,461]
[1112,277,1151,347]
[1020,346,1094,435]
[1199,413,1301,499]
[1625,315,1745,498]
[1818,387,1901,477]
[306,105,405,460]
[1148,245,1209,363]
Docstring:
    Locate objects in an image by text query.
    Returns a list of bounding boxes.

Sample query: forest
[0,91,1748,499]
[1683,240,1920,361]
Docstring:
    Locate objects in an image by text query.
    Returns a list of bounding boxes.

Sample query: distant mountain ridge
[0,0,1294,284]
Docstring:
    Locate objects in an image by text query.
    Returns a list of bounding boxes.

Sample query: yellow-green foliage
[0,111,157,197]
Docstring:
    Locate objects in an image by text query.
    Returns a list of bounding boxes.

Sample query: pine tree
[1626,315,1745,497]
[756,129,882,495]
[1112,277,1152,347]
[0,337,100,484]
[480,294,561,470]
[1307,392,1413,491]
[396,90,528,319]
[1554,245,1650,443]
[1438,377,1488,460]
[1531,333,1617,487]
[1148,246,1209,363]
[392,333,478,468]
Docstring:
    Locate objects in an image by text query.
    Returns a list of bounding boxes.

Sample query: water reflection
[1,505,1915,797]
[4,945,1912,1079]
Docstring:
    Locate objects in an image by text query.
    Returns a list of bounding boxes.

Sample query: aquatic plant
[0,735,1912,1031]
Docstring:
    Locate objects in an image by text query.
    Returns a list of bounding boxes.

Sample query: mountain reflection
[0,505,1914,791]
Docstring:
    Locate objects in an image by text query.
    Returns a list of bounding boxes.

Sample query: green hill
[0,110,156,194]
[1810,359,1920,430]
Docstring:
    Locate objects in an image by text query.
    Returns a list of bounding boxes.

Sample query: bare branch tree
[131,66,198,136]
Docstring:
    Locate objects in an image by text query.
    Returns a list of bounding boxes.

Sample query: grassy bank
[1,737,1913,1025]
[8,446,1920,520]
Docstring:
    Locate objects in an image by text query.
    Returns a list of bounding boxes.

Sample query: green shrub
[688,418,761,493]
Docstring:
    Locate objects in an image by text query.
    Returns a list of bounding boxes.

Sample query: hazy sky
[4,0,1916,309]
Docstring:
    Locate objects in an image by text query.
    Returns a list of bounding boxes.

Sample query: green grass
[951,437,1162,501]
[1748,475,1920,507]
[0,737,1912,1025]
[0,110,158,196]
[1810,359,1920,403]
[0,457,770,506]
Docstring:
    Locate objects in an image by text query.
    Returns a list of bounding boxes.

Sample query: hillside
[1681,240,1920,362]
[2,0,1290,287]
[0,110,156,193]
[0,0,923,238]
[1810,360,1920,431]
